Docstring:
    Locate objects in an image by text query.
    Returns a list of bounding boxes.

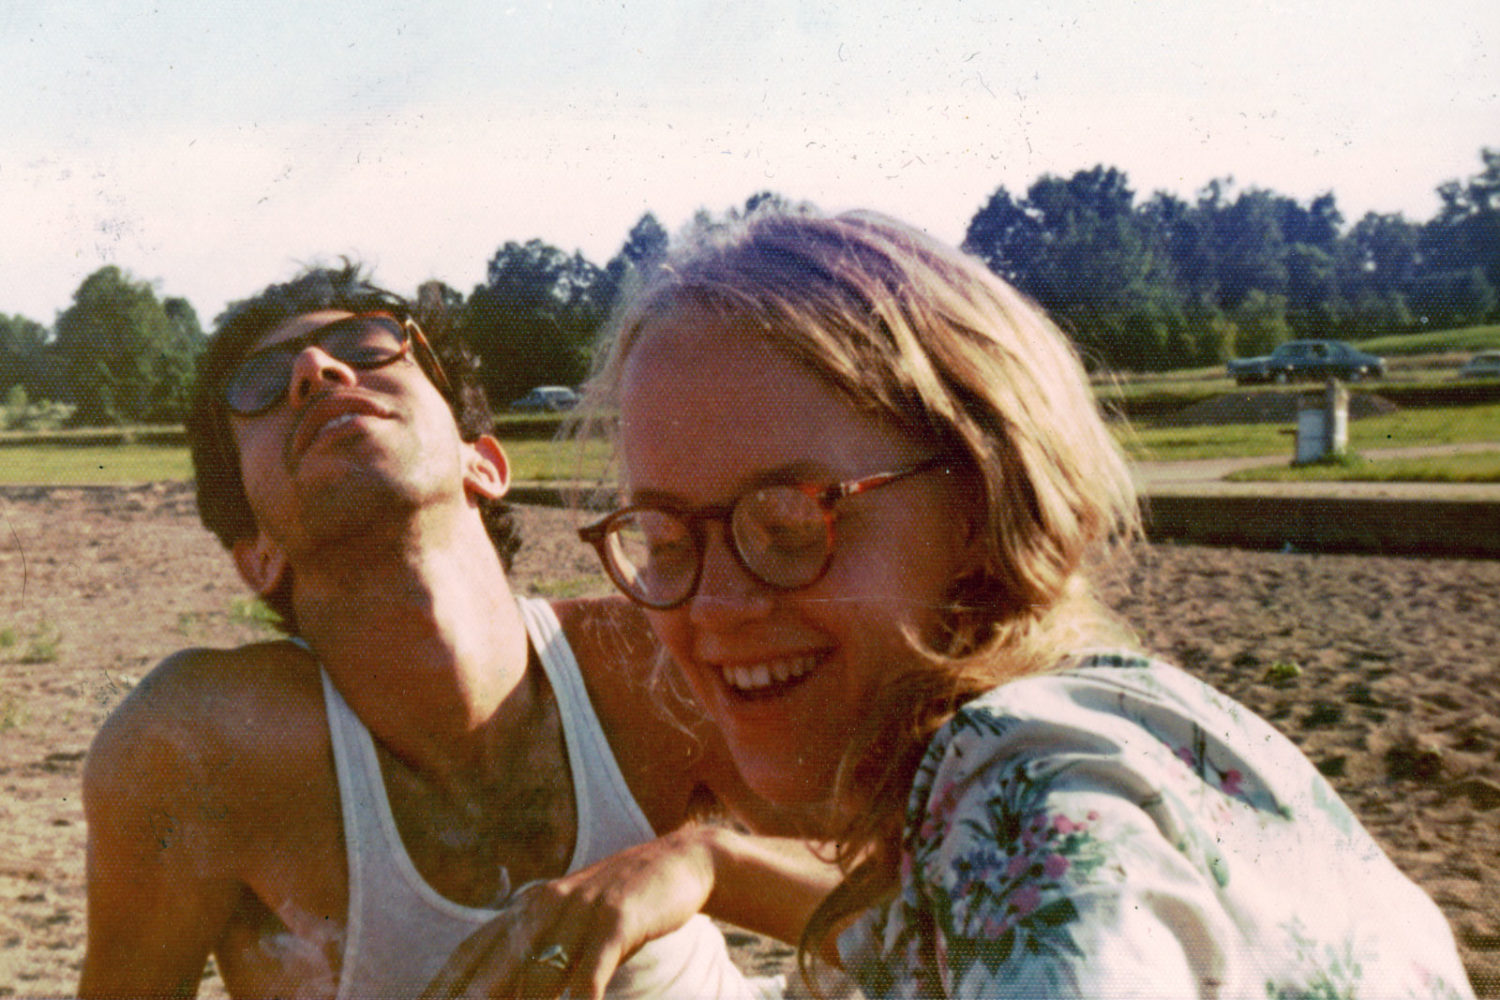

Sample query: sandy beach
[0,483,1495,996]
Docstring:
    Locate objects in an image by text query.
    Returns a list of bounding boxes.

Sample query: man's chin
[293,469,425,534]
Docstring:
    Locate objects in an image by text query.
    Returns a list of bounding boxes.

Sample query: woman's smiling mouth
[715,652,825,698]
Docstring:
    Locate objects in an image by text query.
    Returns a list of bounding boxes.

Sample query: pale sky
[2,0,1495,326]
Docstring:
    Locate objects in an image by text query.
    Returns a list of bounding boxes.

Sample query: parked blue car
[1227,340,1386,385]
[509,386,580,412]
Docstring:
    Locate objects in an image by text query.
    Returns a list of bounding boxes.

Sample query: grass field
[1356,323,1500,357]
[0,438,608,485]
[1120,401,1500,462]
[5,413,1498,485]
[496,437,612,482]
[0,444,193,485]
[3,327,1498,485]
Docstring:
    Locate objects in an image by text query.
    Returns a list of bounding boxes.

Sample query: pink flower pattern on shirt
[838,653,1475,999]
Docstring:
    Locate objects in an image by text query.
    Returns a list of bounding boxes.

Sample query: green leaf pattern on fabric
[838,653,1476,999]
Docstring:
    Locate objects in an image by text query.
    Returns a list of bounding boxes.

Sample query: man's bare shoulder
[548,596,762,827]
[95,640,324,746]
[551,595,658,673]
[549,596,695,734]
[80,642,348,997]
[85,640,331,824]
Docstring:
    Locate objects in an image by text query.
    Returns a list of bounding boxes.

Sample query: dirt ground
[1,483,1497,996]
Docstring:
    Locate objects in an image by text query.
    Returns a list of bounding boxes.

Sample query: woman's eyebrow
[624,485,688,508]
[625,461,841,508]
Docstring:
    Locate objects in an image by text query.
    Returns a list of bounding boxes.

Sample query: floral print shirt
[838,652,1474,999]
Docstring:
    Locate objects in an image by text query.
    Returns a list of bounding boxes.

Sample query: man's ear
[465,434,511,501]
[232,532,290,597]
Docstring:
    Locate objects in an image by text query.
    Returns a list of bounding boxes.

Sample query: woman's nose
[688,529,774,629]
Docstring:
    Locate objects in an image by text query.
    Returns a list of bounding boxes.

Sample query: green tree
[1140,190,1218,304]
[1340,212,1421,334]
[1273,191,1342,251]
[962,155,1500,365]
[1189,304,1239,366]
[53,266,201,425]
[599,213,670,316]
[1230,290,1291,358]
[1405,266,1498,329]
[965,166,1182,370]
[1423,148,1500,305]
[1348,289,1413,336]
[1283,243,1344,336]
[690,191,817,237]
[460,240,608,407]
[157,297,206,420]
[0,313,50,399]
[1349,212,1421,281]
[962,187,1042,286]
[1203,187,1289,311]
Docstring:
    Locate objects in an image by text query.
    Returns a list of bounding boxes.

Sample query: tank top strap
[516,597,659,867]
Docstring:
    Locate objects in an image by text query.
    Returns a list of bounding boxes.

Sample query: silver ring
[531,943,571,972]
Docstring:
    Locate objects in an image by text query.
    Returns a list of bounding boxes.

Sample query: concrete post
[1294,378,1349,464]
[1325,378,1348,458]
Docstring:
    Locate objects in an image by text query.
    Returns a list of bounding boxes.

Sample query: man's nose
[287,346,358,406]
[688,529,774,629]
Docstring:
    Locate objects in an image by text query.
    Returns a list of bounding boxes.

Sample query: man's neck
[289,511,533,783]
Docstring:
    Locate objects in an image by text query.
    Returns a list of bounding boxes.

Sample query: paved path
[509,443,1500,557]
[1135,441,1500,501]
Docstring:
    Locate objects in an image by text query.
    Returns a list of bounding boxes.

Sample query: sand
[0,483,1495,996]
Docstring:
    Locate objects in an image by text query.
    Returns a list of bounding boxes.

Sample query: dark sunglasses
[578,457,947,610]
[224,312,450,417]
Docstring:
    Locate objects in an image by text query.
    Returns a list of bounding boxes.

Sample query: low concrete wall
[499,482,1500,560]
[1144,494,1500,558]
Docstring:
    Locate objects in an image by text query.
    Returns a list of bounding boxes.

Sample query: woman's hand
[421,825,719,1000]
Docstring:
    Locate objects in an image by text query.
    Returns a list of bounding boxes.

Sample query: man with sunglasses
[78,265,828,999]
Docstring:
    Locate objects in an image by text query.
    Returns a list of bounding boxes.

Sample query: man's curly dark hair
[185,261,520,632]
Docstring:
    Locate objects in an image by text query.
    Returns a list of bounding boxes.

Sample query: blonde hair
[578,206,1140,972]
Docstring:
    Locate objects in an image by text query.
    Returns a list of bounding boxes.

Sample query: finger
[444,885,575,999]
[420,924,499,998]
[524,915,627,999]
[424,916,536,1000]
[540,882,674,1000]
[510,939,580,999]
[562,937,628,1000]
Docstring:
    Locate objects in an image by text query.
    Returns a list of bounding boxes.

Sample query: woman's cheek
[647,612,698,680]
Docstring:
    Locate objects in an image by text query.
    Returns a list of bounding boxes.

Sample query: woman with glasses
[553,208,1474,998]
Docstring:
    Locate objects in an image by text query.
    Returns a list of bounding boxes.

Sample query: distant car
[509,386,580,412]
[1458,351,1500,379]
[1226,339,1386,386]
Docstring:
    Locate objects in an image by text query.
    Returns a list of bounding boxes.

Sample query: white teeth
[315,413,362,438]
[720,655,818,691]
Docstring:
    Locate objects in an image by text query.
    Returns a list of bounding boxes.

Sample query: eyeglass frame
[578,456,949,610]
[222,311,452,417]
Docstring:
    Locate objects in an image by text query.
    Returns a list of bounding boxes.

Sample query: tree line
[962,148,1499,371]
[4,149,1496,427]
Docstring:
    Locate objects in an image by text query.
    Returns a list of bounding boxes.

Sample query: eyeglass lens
[225,315,408,416]
[601,486,831,607]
